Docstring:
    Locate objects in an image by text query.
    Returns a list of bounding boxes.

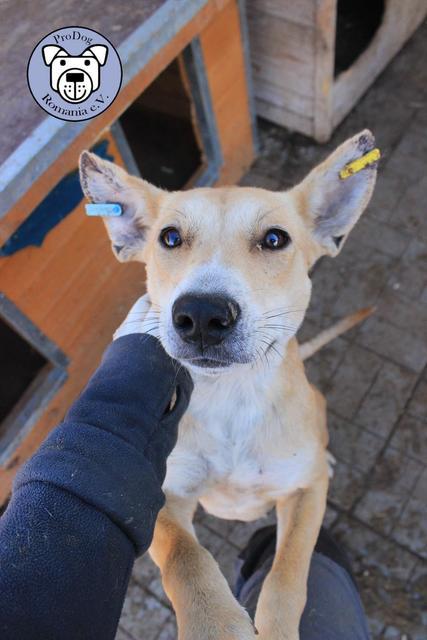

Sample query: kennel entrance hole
[119,58,203,190]
[0,317,48,427]
[334,0,385,77]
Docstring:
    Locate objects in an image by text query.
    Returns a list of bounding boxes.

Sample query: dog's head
[79,131,378,375]
[42,45,107,103]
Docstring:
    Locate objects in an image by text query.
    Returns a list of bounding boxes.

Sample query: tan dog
[79,130,378,640]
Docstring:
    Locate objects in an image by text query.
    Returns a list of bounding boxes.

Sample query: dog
[79,130,378,640]
[42,44,108,103]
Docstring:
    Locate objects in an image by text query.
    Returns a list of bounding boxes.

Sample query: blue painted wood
[0,140,113,257]
[182,38,222,187]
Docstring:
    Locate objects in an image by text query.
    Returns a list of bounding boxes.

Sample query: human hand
[114,294,161,340]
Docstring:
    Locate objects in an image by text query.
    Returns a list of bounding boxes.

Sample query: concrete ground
[117,20,427,640]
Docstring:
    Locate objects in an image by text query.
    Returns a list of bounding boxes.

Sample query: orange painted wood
[0,131,147,501]
[199,0,255,184]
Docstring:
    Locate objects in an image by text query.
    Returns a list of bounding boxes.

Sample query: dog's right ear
[42,45,65,65]
[79,152,162,262]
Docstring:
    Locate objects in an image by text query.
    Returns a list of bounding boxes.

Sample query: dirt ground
[117,19,427,640]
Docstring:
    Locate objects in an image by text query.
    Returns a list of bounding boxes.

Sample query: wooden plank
[313,0,336,142]
[332,0,427,128]
[0,213,96,314]
[199,0,255,184]
[0,198,86,280]
[256,98,314,137]
[247,0,314,27]
[253,77,314,115]
[247,7,316,134]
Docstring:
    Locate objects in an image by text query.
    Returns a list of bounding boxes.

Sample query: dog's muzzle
[58,69,93,102]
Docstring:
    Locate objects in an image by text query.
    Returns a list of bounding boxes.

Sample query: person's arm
[0,326,192,640]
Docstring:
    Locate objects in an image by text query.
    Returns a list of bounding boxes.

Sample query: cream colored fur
[80,129,378,640]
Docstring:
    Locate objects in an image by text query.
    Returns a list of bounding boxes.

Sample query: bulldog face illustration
[42,44,108,103]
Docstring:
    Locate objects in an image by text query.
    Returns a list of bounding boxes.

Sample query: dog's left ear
[79,151,163,262]
[85,45,108,65]
[296,130,379,258]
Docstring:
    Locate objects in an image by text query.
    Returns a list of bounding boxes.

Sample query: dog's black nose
[172,294,240,347]
[66,72,84,83]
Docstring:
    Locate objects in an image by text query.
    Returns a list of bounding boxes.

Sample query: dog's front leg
[254,474,328,640]
[150,493,255,640]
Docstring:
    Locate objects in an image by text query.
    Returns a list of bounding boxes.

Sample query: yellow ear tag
[339,148,381,180]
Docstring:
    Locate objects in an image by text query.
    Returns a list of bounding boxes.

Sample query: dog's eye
[159,227,182,249]
[261,228,291,250]
[60,60,66,66]
[84,60,91,66]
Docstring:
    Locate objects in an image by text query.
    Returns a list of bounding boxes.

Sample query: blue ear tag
[85,203,123,217]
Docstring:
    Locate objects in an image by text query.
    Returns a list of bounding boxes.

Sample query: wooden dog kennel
[247,0,427,141]
[0,0,257,503]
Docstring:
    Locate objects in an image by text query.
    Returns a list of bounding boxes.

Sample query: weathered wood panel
[332,0,427,127]
[248,0,427,141]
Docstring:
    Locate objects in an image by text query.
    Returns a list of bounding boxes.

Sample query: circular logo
[27,26,122,122]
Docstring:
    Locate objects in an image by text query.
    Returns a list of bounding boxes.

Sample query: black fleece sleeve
[0,334,193,640]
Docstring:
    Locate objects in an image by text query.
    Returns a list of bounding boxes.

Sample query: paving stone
[328,412,384,472]
[355,360,418,438]
[156,612,177,640]
[115,627,133,640]
[194,521,229,555]
[389,175,427,242]
[328,460,367,510]
[327,345,383,420]
[356,316,427,373]
[333,516,418,581]
[333,517,421,639]
[408,560,427,629]
[303,336,348,394]
[386,153,427,192]
[195,507,237,540]
[390,413,427,464]
[348,216,411,258]
[407,378,427,423]
[228,510,276,550]
[216,538,242,586]
[392,470,427,558]
[354,447,423,536]
[119,581,170,640]
[238,170,282,191]
[132,554,170,606]
[368,172,407,223]
[386,237,427,302]
[323,504,340,528]
[393,495,427,559]
[375,287,427,341]
[306,258,347,327]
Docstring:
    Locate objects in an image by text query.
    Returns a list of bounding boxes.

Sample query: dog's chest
[164,373,317,520]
